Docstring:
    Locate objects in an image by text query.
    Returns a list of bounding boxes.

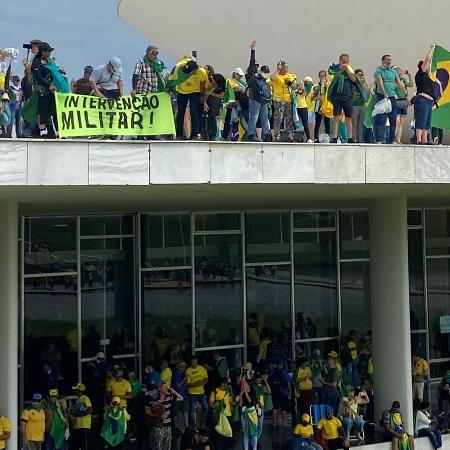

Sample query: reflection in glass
[339,211,370,260]
[408,210,422,226]
[411,332,427,357]
[246,265,291,363]
[430,361,450,379]
[80,215,133,236]
[142,270,192,363]
[194,234,243,347]
[340,261,371,336]
[427,258,450,359]
[293,211,335,229]
[409,229,425,330]
[294,231,337,338]
[24,217,77,274]
[141,214,191,268]
[425,209,450,256]
[24,276,78,399]
[195,213,241,232]
[81,237,135,358]
[245,212,290,263]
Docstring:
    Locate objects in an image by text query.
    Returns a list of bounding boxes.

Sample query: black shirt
[415,69,435,99]
[31,57,53,94]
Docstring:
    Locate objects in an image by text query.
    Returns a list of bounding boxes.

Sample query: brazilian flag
[48,402,67,449]
[242,406,259,438]
[101,407,128,447]
[431,45,450,129]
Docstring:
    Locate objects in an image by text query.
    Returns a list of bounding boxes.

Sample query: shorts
[333,96,353,118]
[272,394,290,411]
[396,98,408,117]
[414,95,433,130]
[308,111,316,125]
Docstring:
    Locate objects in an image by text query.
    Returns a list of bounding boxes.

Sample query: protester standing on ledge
[90,57,124,99]
[131,45,165,96]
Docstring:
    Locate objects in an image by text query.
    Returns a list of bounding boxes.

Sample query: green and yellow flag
[431,45,450,129]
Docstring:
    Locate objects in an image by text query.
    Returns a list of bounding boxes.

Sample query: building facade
[2,140,450,448]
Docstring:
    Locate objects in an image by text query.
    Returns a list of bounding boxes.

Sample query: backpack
[253,76,272,103]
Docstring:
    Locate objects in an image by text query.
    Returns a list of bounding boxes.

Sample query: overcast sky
[1,0,172,89]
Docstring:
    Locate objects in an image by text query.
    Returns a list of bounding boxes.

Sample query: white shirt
[415,410,431,434]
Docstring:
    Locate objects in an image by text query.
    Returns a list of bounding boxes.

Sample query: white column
[0,202,18,450]
[369,196,413,433]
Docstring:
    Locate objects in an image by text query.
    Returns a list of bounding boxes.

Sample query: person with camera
[340,387,369,445]
[415,401,442,450]
[22,39,42,77]
[270,61,297,142]
[246,41,272,142]
[89,57,124,100]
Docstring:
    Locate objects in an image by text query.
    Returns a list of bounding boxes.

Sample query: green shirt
[374,66,398,98]
[395,76,409,99]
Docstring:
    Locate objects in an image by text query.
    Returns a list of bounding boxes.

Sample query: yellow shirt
[297,93,307,109]
[259,338,271,360]
[297,367,313,391]
[318,416,342,440]
[271,73,297,102]
[108,379,132,407]
[177,67,208,94]
[160,367,173,386]
[21,408,45,442]
[412,358,428,382]
[248,325,260,346]
[210,388,232,416]
[186,365,208,395]
[294,423,314,438]
[73,395,92,430]
[348,341,358,360]
[305,88,316,112]
[0,416,10,449]
[154,337,171,357]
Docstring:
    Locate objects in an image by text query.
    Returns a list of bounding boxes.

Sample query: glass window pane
[339,211,370,259]
[408,210,422,226]
[430,361,450,379]
[80,215,133,236]
[340,261,371,337]
[24,276,77,399]
[24,217,77,274]
[246,265,291,363]
[245,212,290,263]
[411,332,427,357]
[295,339,339,360]
[429,381,440,413]
[427,258,450,359]
[293,211,335,229]
[426,209,450,255]
[142,269,192,363]
[81,238,135,358]
[195,213,240,232]
[409,229,425,330]
[294,231,338,338]
[141,214,191,268]
[194,234,243,347]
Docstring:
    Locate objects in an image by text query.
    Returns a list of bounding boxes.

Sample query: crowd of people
[0,39,445,144]
[12,326,447,450]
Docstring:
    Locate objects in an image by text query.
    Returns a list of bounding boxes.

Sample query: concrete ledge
[1,139,450,186]
[360,435,449,450]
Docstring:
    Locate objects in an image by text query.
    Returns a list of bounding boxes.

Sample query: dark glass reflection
[409,229,425,330]
[142,269,192,363]
[339,211,370,259]
[425,209,450,255]
[195,213,241,232]
[408,210,422,226]
[141,214,191,268]
[411,332,427,357]
[24,276,78,399]
[295,339,339,360]
[81,237,135,358]
[340,261,371,336]
[293,211,335,229]
[245,212,290,263]
[427,258,450,359]
[194,234,243,347]
[294,231,338,338]
[24,217,77,274]
[80,215,133,236]
[246,265,291,364]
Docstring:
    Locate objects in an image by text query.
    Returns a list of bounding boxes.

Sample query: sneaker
[306,139,314,143]
[434,137,440,145]
[39,128,48,137]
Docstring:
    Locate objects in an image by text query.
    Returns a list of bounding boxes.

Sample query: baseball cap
[49,388,59,397]
[303,76,313,83]
[32,393,43,401]
[109,57,122,74]
[328,351,338,359]
[1,93,10,101]
[38,42,54,53]
[112,396,121,405]
[233,67,245,77]
[72,383,86,392]
[302,413,311,422]
[260,65,270,74]
[30,39,42,45]
[95,351,106,361]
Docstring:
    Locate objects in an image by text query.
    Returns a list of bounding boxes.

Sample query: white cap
[109,56,123,74]
[233,67,245,77]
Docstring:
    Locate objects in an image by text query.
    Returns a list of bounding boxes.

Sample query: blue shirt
[145,371,161,391]
[172,370,187,396]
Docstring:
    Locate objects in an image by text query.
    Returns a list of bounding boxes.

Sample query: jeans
[257,409,264,440]
[346,359,360,387]
[343,416,365,434]
[176,92,202,139]
[188,393,209,431]
[241,414,258,450]
[373,95,397,143]
[414,95,433,130]
[248,98,270,138]
[418,427,442,449]
[6,108,22,137]
[44,434,66,450]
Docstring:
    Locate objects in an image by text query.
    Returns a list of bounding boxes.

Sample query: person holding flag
[101,396,130,450]
[44,389,68,450]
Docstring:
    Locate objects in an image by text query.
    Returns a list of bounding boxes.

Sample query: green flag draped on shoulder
[431,44,450,129]
[166,57,198,91]
[101,407,128,447]
[241,406,259,438]
[48,402,67,449]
